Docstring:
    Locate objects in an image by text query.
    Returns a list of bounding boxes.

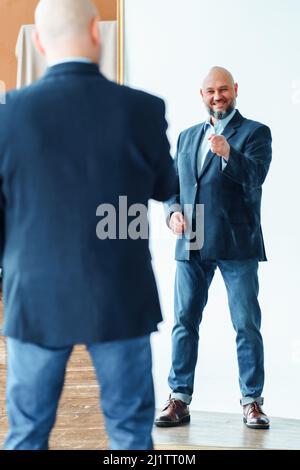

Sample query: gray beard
[208,99,236,120]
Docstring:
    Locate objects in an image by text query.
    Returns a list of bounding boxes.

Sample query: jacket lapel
[198,149,214,180]
[221,121,238,141]
[191,124,205,181]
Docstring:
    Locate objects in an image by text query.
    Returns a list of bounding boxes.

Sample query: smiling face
[200,67,238,120]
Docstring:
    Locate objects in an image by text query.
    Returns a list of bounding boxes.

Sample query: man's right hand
[169,212,187,235]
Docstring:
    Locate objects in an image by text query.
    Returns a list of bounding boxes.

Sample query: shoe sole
[155,415,191,427]
[243,418,270,430]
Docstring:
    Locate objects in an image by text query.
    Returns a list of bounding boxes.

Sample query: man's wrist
[222,145,230,160]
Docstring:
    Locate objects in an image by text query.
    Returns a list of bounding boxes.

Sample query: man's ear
[234,82,238,97]
[200,88,204,99]
[32,30,45,56]
[90,16,101,47]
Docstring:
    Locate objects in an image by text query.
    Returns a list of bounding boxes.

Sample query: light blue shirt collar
[49,57,94,67]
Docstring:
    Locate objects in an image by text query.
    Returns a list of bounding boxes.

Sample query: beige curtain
[15,21,117,88]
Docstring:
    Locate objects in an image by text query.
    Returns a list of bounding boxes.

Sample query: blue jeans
[168,252,264,406]
[4,335,154,450]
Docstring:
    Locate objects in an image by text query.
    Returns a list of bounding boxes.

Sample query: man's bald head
[200,66,238,120]
[34,0,100,64]
[202,67,235,89]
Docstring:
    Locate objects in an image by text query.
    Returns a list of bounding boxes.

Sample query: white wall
[124,0,300,419]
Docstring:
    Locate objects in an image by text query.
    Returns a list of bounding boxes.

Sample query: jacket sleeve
[163,132,183,226]
[221,124,272,190]
[151,100,179,202]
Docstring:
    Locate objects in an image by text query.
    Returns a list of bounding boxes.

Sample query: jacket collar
[42,61,105,80]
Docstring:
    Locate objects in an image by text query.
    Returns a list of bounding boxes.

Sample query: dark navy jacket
[166,110,272,261]
[0,62,177,346]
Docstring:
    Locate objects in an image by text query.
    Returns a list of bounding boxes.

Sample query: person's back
[0,0,177,450]
[1,62,175,346]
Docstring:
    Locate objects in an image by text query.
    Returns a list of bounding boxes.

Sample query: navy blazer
[0,62,177,346]
[166,110,272,261]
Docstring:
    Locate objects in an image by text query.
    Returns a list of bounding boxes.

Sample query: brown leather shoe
[243,402,270,429]
[154,396,190,427]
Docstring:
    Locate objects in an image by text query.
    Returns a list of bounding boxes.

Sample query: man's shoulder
[3,77,166,118]
[179,122,203,141]
[239,113,271,134]
[116,83,165,113]
[82,78,166,117]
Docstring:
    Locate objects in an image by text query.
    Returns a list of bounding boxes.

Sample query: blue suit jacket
[0,62,177,346]
[166,110,272,261]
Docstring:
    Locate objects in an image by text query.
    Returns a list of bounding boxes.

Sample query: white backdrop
[124,0,300,418]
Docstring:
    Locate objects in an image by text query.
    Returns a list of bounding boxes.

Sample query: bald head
[34,0,100,65]
[202,66,235,88]
[201,66,238,120]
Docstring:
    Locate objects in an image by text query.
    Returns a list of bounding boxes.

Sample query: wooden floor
[153,411,300,450]
[1,301,300,450]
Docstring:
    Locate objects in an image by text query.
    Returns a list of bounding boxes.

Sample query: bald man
[155,67,272,429]
[0,0,176,450]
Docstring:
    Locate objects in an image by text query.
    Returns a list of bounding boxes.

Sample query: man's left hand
[208,134,230,160]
